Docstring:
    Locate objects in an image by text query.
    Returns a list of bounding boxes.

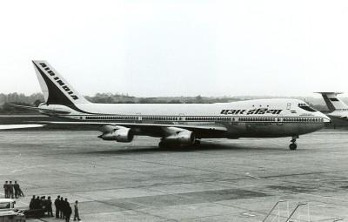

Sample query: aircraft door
[179,113,186,122]
[136,113,142,123]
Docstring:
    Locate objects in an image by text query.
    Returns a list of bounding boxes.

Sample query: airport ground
[0,129,348,221]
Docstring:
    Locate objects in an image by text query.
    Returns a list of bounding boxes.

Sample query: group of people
[29,195,81,221]
[3,181,24,198]
[4,181,81,222]
[29,195,53,216]
[54,196,81,222]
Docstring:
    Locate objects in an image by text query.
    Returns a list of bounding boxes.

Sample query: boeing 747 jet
[9,61,331,150]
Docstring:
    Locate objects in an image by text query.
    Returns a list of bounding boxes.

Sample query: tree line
[0,92,337,114]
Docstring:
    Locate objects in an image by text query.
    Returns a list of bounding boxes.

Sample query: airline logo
[221,108,282,115]
[39,63,79,100]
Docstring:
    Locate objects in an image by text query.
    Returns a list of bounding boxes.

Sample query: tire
[158,141,165,149]
[193,140,201,146]
[289,143,297,150]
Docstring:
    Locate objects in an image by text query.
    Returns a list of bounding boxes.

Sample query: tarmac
[0,128,348,221]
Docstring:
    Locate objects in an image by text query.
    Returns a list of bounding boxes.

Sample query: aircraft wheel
[158,141,165,149]
[289,143,297,150]
[193,140,201,146]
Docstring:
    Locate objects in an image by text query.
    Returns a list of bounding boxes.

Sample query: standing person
[34,196,41,209]
[73,200,81,221]
[29,195,36,210]
[60,197,65,219]
[47,196,53,217]
[13,181,19,198]
[8,181,14,198]
[54,195,61,218]
[3,181,8,198]
[64,198,72,222]
[40,196,47,213]
[17,181,24,197]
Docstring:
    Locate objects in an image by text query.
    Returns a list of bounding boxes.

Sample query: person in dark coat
[47,196,53,217]
[8,181,14,198]
[14,181,24,197]
[13,181,20,198]
[60,197,65,219]
[3,181,8,198]
[54,195,60,218]
[64,198,72,222]
[29,195,36,210]
[34,196,41,209]
[40,196,47,212]
[73,200,81,221]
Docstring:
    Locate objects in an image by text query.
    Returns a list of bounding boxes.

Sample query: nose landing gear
[289,136,298,150]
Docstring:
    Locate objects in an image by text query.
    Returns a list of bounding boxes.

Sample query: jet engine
[99,127,134,143]
[161,129,195,146]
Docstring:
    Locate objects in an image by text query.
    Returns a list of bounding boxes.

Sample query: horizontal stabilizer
[9,103,71,115]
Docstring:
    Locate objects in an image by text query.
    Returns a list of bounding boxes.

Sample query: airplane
[317,92,348,120]
[8,60,331,150]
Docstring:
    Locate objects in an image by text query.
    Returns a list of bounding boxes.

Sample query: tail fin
[32,60,90,107]
[317,92,348,112]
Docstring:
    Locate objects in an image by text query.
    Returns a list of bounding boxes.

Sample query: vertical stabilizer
[317,92,347,112]
[32,60,90,107]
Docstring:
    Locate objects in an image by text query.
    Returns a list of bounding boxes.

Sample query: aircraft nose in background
[319,112,331,123]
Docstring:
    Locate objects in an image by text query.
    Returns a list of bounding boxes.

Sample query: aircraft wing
[26,121,228,138]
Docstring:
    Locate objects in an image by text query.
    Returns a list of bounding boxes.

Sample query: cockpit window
[298,103,316,112]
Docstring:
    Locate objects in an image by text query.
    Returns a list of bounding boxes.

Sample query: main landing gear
[158,141,166,149]
[289,136,299,150]
[193,140,201,146]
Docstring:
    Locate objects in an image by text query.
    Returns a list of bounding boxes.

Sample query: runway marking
[261,171,325,179]
[108,154,246,179]
[81,199,172,221]
[10,165,47,174]
[245,172,260,179]
[241,212,256,217]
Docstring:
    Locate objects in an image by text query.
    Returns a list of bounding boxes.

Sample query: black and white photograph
[1,0,348,221]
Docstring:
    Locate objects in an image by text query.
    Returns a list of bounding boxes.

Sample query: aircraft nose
[318,112,331,123]
[323,116,331,123]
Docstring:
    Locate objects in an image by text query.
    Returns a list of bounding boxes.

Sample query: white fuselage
[40,98,330,138]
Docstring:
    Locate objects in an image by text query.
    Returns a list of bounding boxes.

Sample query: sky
[1,0,348,97]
